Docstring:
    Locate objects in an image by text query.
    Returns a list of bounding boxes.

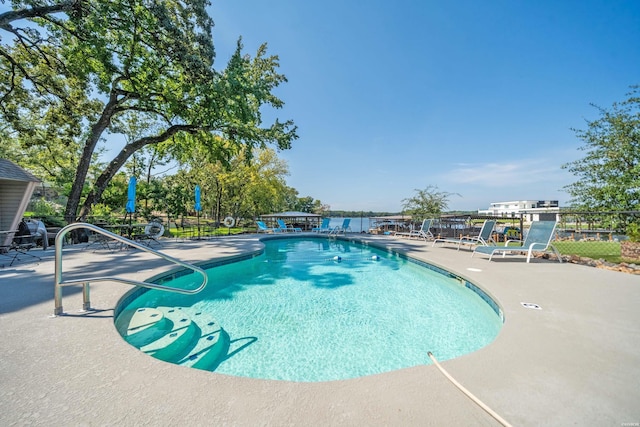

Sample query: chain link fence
[432,211,640,263]
[553,211,640,263]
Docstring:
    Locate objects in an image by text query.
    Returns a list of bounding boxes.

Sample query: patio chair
[396,219,434,241]
[472,220,562,263]
[0,230,18,265]
[394,222,416,238]
[25,219,49,250]
[328,218,351,235]
[1,220,42,266]
[256,220,280,234]
[312,218,331,233]
[433,219,496,250]
[132,221,165,247]
[277,219,302,233]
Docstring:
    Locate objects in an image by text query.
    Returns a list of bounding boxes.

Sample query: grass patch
[167,226,245,238]
[553,240,621,263]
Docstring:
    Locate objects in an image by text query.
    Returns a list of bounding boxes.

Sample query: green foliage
[563,86,640,211]
[402,186,459,220]
[99,173,128,212]
[163,172,193,223]
[215,148,293,219]
[90,204,116,220]
[0,1,297,222]
[292,196,318,213]
[28,198,60,217]
[627,223,640,243]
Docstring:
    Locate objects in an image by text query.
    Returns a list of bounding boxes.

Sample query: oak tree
[562,86,640,211]
[402,185,458,220]
[0,0,297,222]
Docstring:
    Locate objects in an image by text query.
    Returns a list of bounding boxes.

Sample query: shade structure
[259,211,322,231]
[0,159,41,248]
[260,211,322,219]
[194,185,201,212]
[125,176,137,214]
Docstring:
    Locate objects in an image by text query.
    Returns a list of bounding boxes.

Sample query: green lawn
[168,225,245,238]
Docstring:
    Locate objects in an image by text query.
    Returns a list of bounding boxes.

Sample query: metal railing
[53,223,208,316]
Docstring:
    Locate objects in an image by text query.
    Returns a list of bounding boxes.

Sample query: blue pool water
[116,237,502,382]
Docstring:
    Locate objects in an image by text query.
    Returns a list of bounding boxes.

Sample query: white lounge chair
[396,219,434,241]
[472,220,562,263]
[394,223,416,238]
[433,219,496,251]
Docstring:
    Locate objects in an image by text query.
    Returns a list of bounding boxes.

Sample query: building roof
[0,159,40,182]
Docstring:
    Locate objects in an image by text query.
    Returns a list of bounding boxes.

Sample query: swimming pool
[115,236,503,382]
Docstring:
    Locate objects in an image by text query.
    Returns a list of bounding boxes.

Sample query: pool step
[140,307,198,362]
[177,313,230,371]
[116,306,229,371]
[115,307,172,347]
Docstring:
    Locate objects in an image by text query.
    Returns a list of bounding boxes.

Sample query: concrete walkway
[1,233,639,426]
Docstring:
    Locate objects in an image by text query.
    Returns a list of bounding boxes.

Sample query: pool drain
[521,302,541,310]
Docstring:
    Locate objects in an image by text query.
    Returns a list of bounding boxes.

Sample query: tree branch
[77,123,202,220]
[0,1,78,30]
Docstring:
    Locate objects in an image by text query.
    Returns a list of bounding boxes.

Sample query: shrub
[626,223,640,242]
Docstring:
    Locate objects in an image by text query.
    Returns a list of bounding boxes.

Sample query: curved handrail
[54,222,208,316]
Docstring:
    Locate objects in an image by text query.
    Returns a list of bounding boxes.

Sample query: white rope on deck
[427,351,513,427]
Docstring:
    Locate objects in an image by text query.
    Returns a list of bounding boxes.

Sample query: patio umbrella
[194,185,201,212]
[194,185,201,238]
[125,176,137,234]
[126,176,137,214]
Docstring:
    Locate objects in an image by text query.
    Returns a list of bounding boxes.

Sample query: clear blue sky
[209,0,640,212]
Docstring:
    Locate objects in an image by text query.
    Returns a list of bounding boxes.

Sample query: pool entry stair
[115,307,229,371]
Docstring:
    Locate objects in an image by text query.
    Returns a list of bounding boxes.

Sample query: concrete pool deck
[1,233,639,426]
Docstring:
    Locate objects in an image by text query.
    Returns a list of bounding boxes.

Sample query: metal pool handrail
[53,222,208,316]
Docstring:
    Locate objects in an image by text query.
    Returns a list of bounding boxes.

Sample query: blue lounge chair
[329,218,351,235]
[277,219,302,232]
[256,220,280,234]
[472,220,562,263]
[433,219,496,250]
[312,218,331,233]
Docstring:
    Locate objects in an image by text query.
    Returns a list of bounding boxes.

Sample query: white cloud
[441,158,570,187]
[435,157,576,210]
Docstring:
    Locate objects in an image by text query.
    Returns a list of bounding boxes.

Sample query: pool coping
[1,233,639,426]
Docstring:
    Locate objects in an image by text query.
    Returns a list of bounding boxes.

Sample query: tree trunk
[216,185,223,224]
[77,147,133,221]
[77,124,199,220]
[64,90,122,223]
